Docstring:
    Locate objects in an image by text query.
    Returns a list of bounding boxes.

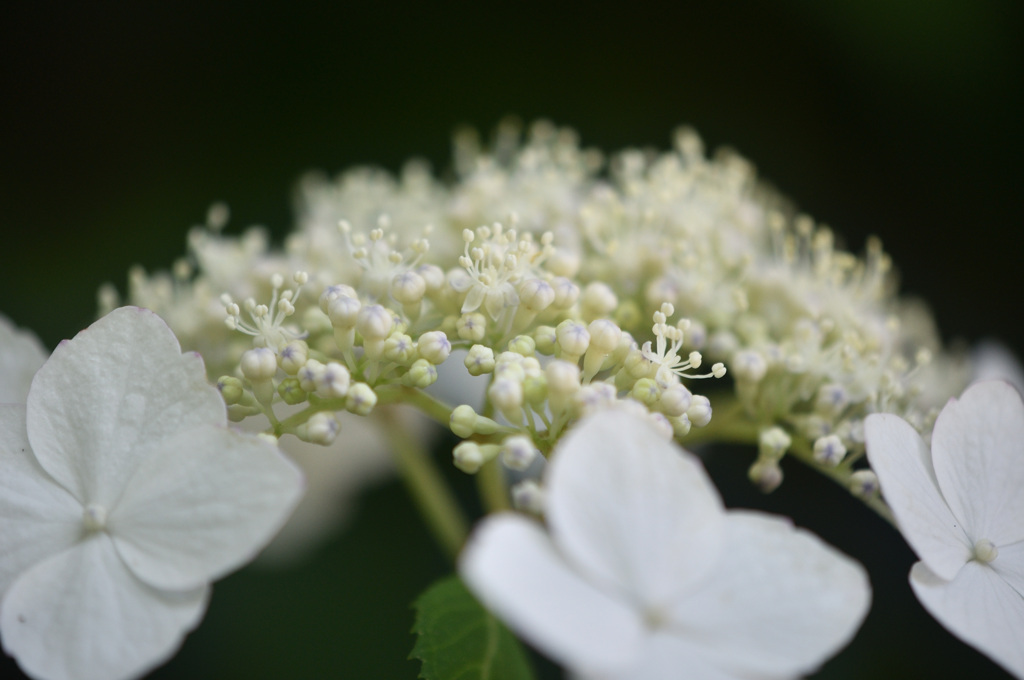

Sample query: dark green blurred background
[1,2,1021,678]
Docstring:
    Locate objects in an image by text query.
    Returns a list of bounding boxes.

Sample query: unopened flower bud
[453,441,500,474]
[550,277,579,310]
[489,377,524,423]
[658,383,693,417]
[345,382,377,415]
[669,413,692,438]
[217,376,245,405]
[240,347,278,381]
[731,350,767,382]
[417,331,451,365]
[511,480,545,514]
[405,358,438,388]
[277,377,307,405]
[631,378,660,406]
[580,282,617,321]
[298,359,325,393]
[533,325,557,355]
[450,404,503,438]
[849,470,879,498]
[456,312,487,342]
[555,319,590,364]
[279,340,309,375]
[383,332,416,364]
[299,412,340,445]
[518,278,555,312]
[758,427,792,461]
[391,270,427,305]
[465,345,496,376]
[315,362,351,398]
[687,395,713,427]
[813,435,847,467]
[320,284,357,314]
[501,435,538,471]
[749,459,783,493]
[327,294,361,329]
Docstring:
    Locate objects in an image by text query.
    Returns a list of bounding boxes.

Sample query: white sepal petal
[547,409,725,608]
[460,514,643,673]
[668,511,871,679]
[990,540,1024,599]
[0,315,47,404]
[0,406,81,594]
[911,560,1024,680]
[109,425,303,590]
[930,381,1024,546]
[26,307,225,506]
[865,413,972,579]
[0,534,209,680]
[588,631,740,680]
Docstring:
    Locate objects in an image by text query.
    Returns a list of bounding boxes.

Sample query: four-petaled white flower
[865,380,1024,679]
[0,307,304,680]
[460,408,871,680]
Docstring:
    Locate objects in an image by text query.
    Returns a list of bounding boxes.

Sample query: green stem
[375,385,453,428]
[477,458,510,513]
[377,407,469,562]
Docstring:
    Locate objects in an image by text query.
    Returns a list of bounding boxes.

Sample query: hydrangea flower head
[866,380,1024,679]
[0,307,303,680]
[460,408,870,679]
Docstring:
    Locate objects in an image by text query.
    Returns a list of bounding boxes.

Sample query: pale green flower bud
[523,374,548,406]
[315,362,350,398]
[849,470,879,498]
[453,441,500,474]
[518,278,555,312]
[464,345,496,376]
[456,312,487,342]
[298,412,340,445]
[383,333,416,364]
[217,376,245,405]
[555,319,590,364]
[417,331,451,365]
[511,480,544,514]
[758,427,792,461]
[813,435,847,467]
[320,284,357,314]
[277,377,307,405]
[345,382,377,415]
[405,358,438,388]
[279,340,309,375]
[580,282,617,321]
[749,459,783,493]
[298,359,324,393]
[687,394,712,427]
[631,378,660,406]
[489,376,524,423]
[508,335,536,357]
[658,384,692,417]
[533,325,557,355]
[501,435,538,471]
[550,277,579,310]
[240,347,277,381]
[391,270,427,306]
[449,404,503,438]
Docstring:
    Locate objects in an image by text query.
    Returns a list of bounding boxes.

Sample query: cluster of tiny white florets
[104,119,970,506]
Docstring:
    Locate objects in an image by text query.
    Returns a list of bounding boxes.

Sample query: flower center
[972,538,999,564]
[642,605,670,630]
[82,503,108,533]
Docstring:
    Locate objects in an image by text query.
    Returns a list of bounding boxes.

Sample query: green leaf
[410,574,536,680]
